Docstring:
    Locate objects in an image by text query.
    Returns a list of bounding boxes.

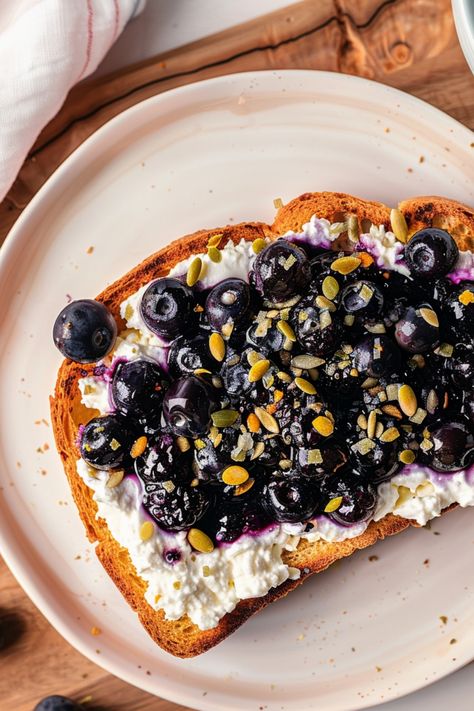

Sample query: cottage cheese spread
[77,216,474,630]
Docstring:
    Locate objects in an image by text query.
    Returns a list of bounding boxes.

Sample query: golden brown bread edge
[50,192,474,658]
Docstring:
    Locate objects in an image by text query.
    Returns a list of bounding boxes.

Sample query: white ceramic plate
[0,71,473,711]
[453,0,474,74]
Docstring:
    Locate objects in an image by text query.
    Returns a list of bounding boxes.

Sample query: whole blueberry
[423,418,474,472]
[214,502,267,543]
[80,414,134,470]
[145,483,210,531]
[167,333,214,378]
[162,375,220,437]
[323,473,377,526]
[443,283,474,339]
[112,359,164,418]
[340,280,384,318]
[263,476,319,523]
[34,696,84,711]
[134,433,191,483]
[352,335,401,378]
[292,299,343,356]
[250,240,311,303]
[53,299,117,363]
[246,322,285,356]
[395,304,440,353]
[140,278,197,341]
[405,228,458,278]
[205,278,251,332]
[449,343,474,389]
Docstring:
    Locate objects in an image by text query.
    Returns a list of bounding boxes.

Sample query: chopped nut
[390,208,408,243]
[459,289,474,305]
[357,414,368,430]
[250,441,265,460]
[106,469,124,488]
[379,426,400,442]
[419,307,439,328]
[247,413,261,433]
[367,410,377,439]
[409,407,427,425]
[316,295,336,312]
[307,449,323,465]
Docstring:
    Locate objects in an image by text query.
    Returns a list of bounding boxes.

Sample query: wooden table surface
[1,1,473,709]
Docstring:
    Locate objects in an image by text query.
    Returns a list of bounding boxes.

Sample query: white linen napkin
[0,0,146,203]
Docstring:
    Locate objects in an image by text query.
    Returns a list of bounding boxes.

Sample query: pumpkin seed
[390,208,408,243]
[188,528,214,553]
[291,354,325,369]
[176,436,191,452]
[250,441,265,460]
[434,343,454,358]
[207,246,222,263]
[211,409,239,428]
[330,255,361,275]
[207,233,223,248]
[140,521,154,541]
[322,275,340,301]
[254,406,280,433]
[234,478,255,496]
[252,238,267,254]
[357,414,368,430]
[394,486,412,508]
[247,413,261,432]
[106,469,124,488]
[316,295,336,312]
[324,496,343,513]
[347,215,360,243]
[294,377,317,395]
[379,426,400,442]
[273,197,284,209]
[277,319,296,342]
[186,257,203,286]
[367,410,377,439]
[312,415,334,437]
[209,332,225,361]
[398,384,417,417]
[130,436,147,459]
[399,449,416,464]
[248,359,270,382]
[222,465,249,486]
[277,370,292,383]
[419,307,439,328]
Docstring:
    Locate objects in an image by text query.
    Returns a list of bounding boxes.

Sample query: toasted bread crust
[50,193,474,657]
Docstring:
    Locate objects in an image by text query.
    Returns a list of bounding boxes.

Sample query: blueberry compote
[60,224,473,552]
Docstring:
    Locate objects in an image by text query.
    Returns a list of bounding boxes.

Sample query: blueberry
[348,432,400,483]
[263,477,319,523]
[144,483,210,531]
[423,418,474,472]
[53,299,117,364]
[34,697,83,711]
[291,299,343,356]
[112,359,164,419]
[323,473,377,525]
[394,304,440,353]
[296,442,347,479]
[246,322,285,356]
[80,415,134,470]
[450,344,474,389]
[205,278,251,332]
[194,428,240,479]
[340,280,384,318]
[162,375,220,437]
[214,502,267,543]
[443,283,474,339]
[405,228,458,278]
[167,333,214,378]
[352,335,401,378]
[134,433,191,483]
[250,240,311,303]
[220,348,255,398]
[140,278,197,341]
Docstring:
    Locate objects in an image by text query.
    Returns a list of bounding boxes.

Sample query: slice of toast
[50,193,474,658]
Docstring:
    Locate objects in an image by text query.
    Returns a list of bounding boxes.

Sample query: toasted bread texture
[50,192,474,657]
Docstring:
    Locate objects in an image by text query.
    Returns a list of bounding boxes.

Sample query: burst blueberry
[250,240,311,302]
[112,359,164,418]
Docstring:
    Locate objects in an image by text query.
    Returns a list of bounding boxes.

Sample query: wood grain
[0,0,473,709]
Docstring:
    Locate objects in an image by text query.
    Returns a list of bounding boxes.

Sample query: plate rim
[0,68,473,710]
